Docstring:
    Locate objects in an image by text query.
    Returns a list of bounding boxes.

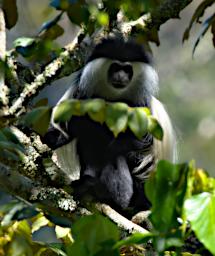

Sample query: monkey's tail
[151,96,177,163]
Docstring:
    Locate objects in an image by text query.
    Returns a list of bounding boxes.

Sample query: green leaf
[145,161,190,232]
[0,141,24,155]
[82,99,106,124]
[128,108,148,139]
[55,225,72,240]
[148,116,163,140]
[54,99,81,123]
[184,192,215,255]
[0,127,20,145]
[0,128,25,161]
[2,0,18,29]
[114,232,153,249]
[22,106,51,136]
[105,102,128,137]
[32,214,50,233]
[67,214,119,256]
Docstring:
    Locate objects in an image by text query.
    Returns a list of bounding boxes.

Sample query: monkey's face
[79,57,158,104]
[107,61,133,89]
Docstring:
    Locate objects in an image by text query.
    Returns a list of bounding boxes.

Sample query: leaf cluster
[53,98,163,139]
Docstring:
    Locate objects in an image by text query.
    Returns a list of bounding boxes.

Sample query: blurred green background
[6,0,215,174]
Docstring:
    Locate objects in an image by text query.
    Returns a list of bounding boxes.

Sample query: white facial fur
[79,58,159,104]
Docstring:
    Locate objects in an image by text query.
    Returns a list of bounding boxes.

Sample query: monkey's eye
[108,62,133,89]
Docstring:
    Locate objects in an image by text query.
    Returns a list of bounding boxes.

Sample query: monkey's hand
[41,126,72,150]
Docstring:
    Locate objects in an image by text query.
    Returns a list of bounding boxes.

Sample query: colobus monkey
[43,37,176,212]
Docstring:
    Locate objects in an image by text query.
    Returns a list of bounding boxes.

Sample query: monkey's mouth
[111,81,128,89]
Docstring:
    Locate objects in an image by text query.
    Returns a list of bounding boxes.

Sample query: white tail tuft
[151,96,177,163]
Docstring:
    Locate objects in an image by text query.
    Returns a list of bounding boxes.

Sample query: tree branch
[8,35,85,115]
[149,0,193,29]
[0,162,80,220]
[0,7,9,111]
[95,203,150,234]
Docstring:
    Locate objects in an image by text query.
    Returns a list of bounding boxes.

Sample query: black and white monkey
[42,37,176,212]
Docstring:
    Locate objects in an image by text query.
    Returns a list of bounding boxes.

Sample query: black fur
[42,115,152,211]
[87,38,152,64]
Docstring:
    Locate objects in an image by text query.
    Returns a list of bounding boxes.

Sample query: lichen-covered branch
[10,127,71,187]
[9,36,84,115]
[0,162,79,221]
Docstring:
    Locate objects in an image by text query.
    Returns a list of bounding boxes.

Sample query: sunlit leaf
[184,192,215,255]
[55,225,73,243]
[148,116,163,140]
[54,99,81,123]
[82,99,106,124]
[105,102,128,137]
[32,214,50,233]
[128,108,148,139]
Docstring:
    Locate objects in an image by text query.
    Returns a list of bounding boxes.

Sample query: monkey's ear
[41,126,71,150]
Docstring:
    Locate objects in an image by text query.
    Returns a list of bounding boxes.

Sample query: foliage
[183,0,215,54]
[52,98,163,139]
[1,161,215,255]
[0,0,215,255]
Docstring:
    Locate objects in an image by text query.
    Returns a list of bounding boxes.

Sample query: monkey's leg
[100,156,133,209]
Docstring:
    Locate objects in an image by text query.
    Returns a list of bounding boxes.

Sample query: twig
[95,203,150,234]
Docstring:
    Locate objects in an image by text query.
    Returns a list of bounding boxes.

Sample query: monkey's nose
[108,62,133,88]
